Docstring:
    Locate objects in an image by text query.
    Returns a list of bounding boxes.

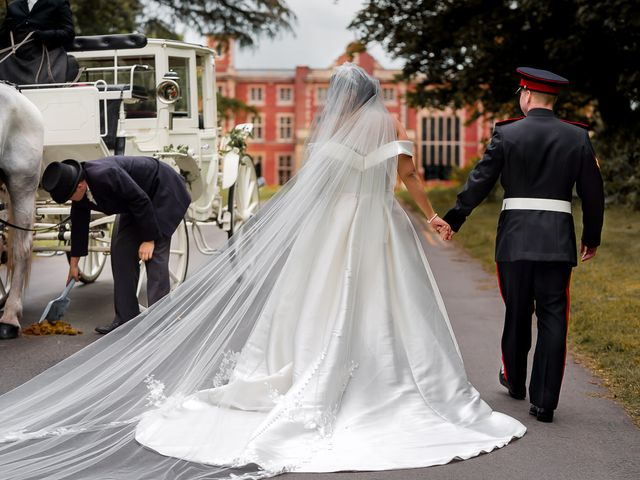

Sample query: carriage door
[195,52,217,191]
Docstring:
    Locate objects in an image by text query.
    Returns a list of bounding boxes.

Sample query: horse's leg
[0,174,39,329]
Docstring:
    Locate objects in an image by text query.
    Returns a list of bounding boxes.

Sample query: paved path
[1,211,638,479]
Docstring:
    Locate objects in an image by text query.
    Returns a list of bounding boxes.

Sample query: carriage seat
[67,34,148,52]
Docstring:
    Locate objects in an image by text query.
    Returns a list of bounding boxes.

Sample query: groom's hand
[430,217,453,241]
[580,243,597,262]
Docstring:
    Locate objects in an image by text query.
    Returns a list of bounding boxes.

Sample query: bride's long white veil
[0,63,406,479]
[0,64,504,480]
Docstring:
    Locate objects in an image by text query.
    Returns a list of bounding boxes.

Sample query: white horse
[0,82,43,336]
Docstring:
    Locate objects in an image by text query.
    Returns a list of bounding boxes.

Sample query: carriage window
[196,55,204,123]
[168,56,191,117]
[78,56,157,118]
[196,55,205,126]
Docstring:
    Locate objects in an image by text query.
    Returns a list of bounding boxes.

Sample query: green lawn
[398,187,640,425]
[258,185,281,203]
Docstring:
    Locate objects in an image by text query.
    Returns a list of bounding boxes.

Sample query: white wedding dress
[135,137,525,473]
[0,64,524,480]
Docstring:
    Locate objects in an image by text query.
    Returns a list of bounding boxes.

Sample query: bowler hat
[41,159,84,203]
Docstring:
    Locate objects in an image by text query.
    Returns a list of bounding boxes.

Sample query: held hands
[580,243,597,262]
[429,215,454,241]
[139,241,155,262]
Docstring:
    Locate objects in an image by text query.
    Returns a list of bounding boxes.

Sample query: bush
[450,157,504,202]
[594,126,640,210]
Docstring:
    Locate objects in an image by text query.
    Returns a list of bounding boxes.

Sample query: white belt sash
[502,197,572,214]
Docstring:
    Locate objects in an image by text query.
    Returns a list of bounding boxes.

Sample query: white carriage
[1,34,261,305]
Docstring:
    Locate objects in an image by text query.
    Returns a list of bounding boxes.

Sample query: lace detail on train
[213,351,242,388]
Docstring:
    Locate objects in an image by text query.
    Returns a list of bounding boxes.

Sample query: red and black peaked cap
[517,67,569,95]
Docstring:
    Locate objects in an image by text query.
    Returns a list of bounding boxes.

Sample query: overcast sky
[213,0,403,70]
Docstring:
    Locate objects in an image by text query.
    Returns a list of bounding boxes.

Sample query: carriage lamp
[156,71,181,105]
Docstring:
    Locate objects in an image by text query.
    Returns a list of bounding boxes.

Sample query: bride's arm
[393,118,451,236]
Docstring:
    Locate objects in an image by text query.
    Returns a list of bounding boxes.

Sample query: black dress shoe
[0,322,19,340]
[95,321,122,335]
[535,407,554,423]
[529,404,554,422]
[499,369,526,400]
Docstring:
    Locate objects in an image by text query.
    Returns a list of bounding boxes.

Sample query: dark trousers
[111,214,171,325]
[497,261,572,410]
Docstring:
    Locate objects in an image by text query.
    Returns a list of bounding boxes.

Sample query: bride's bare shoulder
[391,115,410,140]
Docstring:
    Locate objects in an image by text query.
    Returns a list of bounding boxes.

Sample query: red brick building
[213,39,492,186]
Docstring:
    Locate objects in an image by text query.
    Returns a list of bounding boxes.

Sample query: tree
[217,93,258,123]
[142,0,295,47]
[350,0,639,128]
[351,0,640,207]
[71,0,144,36]
[2,1,294,46]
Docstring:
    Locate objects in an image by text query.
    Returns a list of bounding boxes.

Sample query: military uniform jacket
[70,156,191,257]
[0,0,75,49]
[443,108,604,266]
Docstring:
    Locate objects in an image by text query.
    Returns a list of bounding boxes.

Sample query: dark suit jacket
[70,156,191,257]
[0,0,74,49]
[443,108,604,266]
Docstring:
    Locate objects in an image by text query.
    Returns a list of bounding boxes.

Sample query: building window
[278,115,293,140]
[250,114,264,141]
[277,154,294,185]
[278,86,293,104]
[420,115,462,180]
[316,87,328,104]
[382,87,396,103]
[217,85,224,96]
[248,86,264,104]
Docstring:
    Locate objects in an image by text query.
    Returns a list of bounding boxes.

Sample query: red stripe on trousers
[496,263,509,382]
[561,272,572,384]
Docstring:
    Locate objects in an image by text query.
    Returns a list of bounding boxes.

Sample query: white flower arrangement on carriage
[0,34,261,307]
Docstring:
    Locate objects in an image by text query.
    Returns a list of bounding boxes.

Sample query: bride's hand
[430,217,452,240]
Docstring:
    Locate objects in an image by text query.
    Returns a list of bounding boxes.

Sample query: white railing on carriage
[80,64,150,92]
[19,64,149,101]
[21,66,148,142]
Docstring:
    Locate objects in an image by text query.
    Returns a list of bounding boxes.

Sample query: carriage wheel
[137,220,189,309]
[65,218,112,284]
[227,156,260,238]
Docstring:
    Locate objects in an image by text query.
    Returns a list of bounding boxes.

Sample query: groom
[442,67,604,423]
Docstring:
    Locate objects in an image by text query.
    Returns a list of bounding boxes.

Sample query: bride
[0,64,525,479]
